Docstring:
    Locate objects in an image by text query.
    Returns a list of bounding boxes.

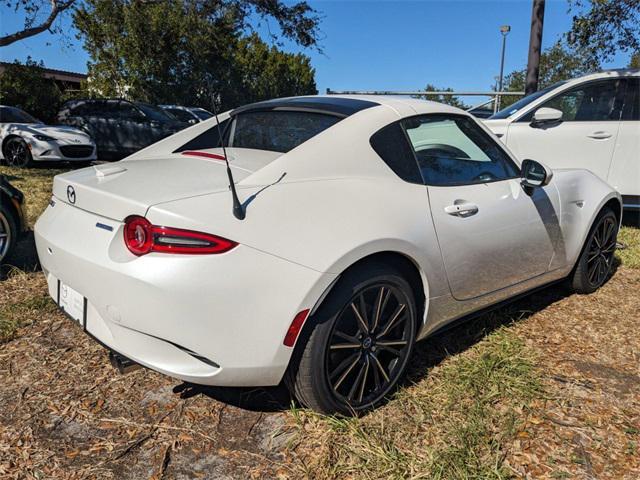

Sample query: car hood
[2,123,93,143]
[52,148,283,220]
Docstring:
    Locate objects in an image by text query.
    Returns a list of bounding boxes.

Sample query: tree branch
[0,0,76,47]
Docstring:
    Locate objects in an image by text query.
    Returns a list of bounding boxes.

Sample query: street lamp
[496,24,511,112]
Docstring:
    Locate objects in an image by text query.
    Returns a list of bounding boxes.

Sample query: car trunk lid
[52,148,282,220]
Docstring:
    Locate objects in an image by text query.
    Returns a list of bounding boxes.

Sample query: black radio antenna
[211,94,245,220]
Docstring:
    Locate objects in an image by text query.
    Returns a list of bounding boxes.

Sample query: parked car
[0,106,96,168]
[484,69,639,214]
[0,175,28,263]
[56,99,188,160]
[35,95,622,415]
[160,105,213,124]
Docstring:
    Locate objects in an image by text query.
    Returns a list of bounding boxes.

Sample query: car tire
[287,263,417,415]
[3,137,33,168]
[570,207,618,294]
[0,202,18,264]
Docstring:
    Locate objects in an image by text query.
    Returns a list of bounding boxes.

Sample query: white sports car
[1,106,96,167]
[34,96,621,414]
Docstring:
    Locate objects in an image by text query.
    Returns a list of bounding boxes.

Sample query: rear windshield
[229,111,340,153]
[175,110,341,154]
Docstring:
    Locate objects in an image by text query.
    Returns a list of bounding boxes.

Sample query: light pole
[496,24,511,113]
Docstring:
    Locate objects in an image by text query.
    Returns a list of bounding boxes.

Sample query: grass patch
[0,164,69,227]
[0,269,56,342]
[287,328,542,479]
[618,226,640,269]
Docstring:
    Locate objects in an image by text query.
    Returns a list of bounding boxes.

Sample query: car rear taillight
[123,215,237,256]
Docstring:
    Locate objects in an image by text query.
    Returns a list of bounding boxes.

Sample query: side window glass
[525,80,622,122]
[370,123,422,184]
[173,119,230,152]
[622,79,640,121]
[168,108,195,122]
[402,115,519,186]
[119,102,144,121]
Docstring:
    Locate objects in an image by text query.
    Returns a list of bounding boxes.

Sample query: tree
[417,84,468,109]
[74,0,320,108]
[0,58,62,122]
[630,51,640,69]
[225,34,317,107]
[567,0,640,66]
[499,40,597,109]
[0,0,77,47]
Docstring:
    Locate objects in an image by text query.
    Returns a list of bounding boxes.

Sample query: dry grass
[288,328,542,479]
[618,226,640,269]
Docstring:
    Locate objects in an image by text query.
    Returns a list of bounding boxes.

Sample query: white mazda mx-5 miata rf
[35,96,621,414]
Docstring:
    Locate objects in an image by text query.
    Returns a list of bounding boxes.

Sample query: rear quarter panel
[551,169,623,271]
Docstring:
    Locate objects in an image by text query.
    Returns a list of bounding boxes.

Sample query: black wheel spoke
[371,353,390,383]
[334,330,360,344]
[357,356,370,403]
[371,287,389,333]
[330,342,361,350]
[350,302,369,334]
[376,304,406,339]
[330,352,360,383]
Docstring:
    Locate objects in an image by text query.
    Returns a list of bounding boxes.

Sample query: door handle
[587,131,612,140]
[444,202,479,217]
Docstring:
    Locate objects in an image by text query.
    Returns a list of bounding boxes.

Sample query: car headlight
[33,134,56,142]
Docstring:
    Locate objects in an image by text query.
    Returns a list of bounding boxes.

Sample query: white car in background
[484,69,639,213]
[35,96,621,415]
[0,106,97,168]
[159,105,213,124]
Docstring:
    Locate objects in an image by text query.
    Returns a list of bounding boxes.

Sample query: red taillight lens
[123,216,238,256]
[124,216,153,255]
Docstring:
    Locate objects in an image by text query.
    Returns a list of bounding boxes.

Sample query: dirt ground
[1,165,639,479]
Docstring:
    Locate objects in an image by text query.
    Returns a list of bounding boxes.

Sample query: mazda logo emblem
[67,185,76,204]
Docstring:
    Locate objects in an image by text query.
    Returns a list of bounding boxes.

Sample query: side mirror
[532,107,563,125]
[521,159,553,188]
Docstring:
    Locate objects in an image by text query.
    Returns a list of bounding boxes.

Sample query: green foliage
[630,51,640,69]
[0,58,63,123]
[567,0,640,66]
[226,33,317,106]
[0,0,77,47]
[417,84,468,109]
[499,41,597,109]
[73,0,319,109]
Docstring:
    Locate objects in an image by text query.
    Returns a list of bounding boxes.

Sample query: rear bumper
[35,199,336,386]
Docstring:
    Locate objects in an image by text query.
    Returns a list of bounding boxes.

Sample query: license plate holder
[57,280,87,328]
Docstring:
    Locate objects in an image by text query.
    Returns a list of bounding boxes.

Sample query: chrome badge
[67,185,76,204]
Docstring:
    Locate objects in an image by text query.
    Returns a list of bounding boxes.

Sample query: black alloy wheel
[326,284,414,408]
[570,207,618,294]
[288,264,417,415]
[4,138,33,168]
[585,213,617,288]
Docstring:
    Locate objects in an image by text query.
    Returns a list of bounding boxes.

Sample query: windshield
[192,108,213,120]
[135,102,177,122]
[489,81,567,119]
[166,108,196,123]
[0,106,41,124]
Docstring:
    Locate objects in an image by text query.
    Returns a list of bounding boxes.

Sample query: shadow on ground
[1,232,40,280]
